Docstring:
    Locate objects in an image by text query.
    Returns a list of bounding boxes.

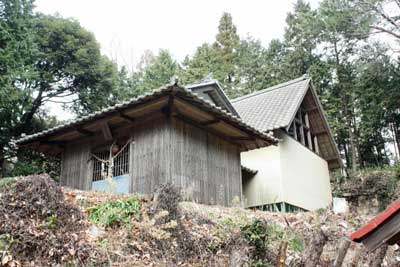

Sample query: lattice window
[92,144,130,182]
[288,107,319,154]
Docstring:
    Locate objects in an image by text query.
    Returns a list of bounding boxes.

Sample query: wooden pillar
[314,136,320,155]
[305,113,313,150]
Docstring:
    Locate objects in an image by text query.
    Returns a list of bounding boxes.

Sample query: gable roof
[186,77,239,117]
[231,76,310,132]
[231,75,342,169]
[16,83,278,155]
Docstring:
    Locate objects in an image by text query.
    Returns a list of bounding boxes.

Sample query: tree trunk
[394,122,400,161]
[303,230,328,267]
[367,244,388,267]
[346,107,358,173]
[333,238,351,267]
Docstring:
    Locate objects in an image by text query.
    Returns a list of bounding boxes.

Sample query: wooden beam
[101,121,113,141]
[161,95,174,116]
[74,126,94,137]
[41,140,66,147]
[234,136,255,141]
[173,112,241,146]
[200,119,220,126]
[326,158,339,164]
[305,106,319,113]
[176,93,273,142]
[119,111,135,123]
[313,129,327,136]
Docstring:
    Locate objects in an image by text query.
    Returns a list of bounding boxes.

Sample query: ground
[0,174,399,266]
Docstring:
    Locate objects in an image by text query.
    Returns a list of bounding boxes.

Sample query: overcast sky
[35,0,320,69]
[34,0,320,120]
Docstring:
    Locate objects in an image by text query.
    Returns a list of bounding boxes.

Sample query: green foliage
[2,0,400,177]
[0,234,15,252]
[0,177,17,193]
[87,196,140,227]
[139,49,179,92]
[333,166,400,211]
[0,6,121,176]
[241,219,268,250]
[40,213,58,231]
[241,219,269,266]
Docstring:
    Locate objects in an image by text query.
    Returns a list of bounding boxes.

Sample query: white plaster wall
[241,145,283,207]
[279,134,332,210]
[241,131,332,210]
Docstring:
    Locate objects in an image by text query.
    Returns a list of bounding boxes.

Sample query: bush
[0,174,98,266]
[152,183,182,222]
[241,219,270,266]
[88,196,140,227]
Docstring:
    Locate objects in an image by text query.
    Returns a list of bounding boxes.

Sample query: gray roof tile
[231,76,310,132]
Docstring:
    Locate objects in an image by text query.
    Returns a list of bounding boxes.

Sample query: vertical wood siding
[60,141,91,190]
[60,116,242,206]
[130,116,242,205]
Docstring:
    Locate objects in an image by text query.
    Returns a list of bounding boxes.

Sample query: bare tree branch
[370,25,400,39]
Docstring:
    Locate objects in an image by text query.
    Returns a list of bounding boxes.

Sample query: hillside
[0,174,399,267]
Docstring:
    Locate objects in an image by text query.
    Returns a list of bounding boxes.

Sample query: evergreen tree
[139,49,179,93]
[212,12,240,95]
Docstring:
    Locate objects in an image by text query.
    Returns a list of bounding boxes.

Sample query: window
[92,143,130,182]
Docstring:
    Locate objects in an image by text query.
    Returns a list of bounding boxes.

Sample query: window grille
[92,144,130,182]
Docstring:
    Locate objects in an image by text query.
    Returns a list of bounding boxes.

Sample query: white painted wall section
[279,134,332,210]
[241,131,332,211]
[241,145,283,207]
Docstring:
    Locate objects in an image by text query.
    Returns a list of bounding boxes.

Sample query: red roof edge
[351,199,400,242]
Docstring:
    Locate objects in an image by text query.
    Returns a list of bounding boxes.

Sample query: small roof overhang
[186,78,239,117]
[351,199,400,251]
[16,83,278,155]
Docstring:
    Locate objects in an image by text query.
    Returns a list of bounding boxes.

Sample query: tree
[353,0,400,42]
[213,12,240,95]
[234,37,271,96]
[0,8,122,175]
[138,49,179,93]
[356,43,400,164]
[180,43,220,84]
[33,14,121,115]
[0,0,38,175]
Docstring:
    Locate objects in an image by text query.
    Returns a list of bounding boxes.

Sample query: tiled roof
[16,83,278,145]
[231,76,310,132]
[186,78,239,117]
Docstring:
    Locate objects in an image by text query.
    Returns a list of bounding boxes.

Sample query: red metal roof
[351,199,400,242]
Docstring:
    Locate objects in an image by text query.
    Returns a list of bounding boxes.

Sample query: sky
[35,0,320,120]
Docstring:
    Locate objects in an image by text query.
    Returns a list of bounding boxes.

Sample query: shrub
[241,219,270,266]
[152,183,182,222]
[0,174,97,266]
[0,177,16,190]
[87,196,140,227]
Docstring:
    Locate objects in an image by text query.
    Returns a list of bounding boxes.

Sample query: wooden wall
[131,117,242,206]
[60,116,242,206]
[60,140,92,190]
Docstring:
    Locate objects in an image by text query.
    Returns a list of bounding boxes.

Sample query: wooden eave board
[173,98,252,140]
[209,121,249,138]
[49,97,168,142]
[173,98,215,121]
